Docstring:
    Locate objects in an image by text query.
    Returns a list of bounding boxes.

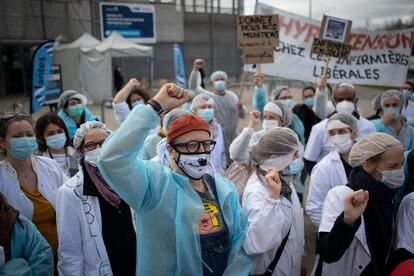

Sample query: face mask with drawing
[174,152,213,180]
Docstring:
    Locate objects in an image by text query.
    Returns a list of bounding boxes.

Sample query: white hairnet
[210,70,228,82]
[272,101,292,126]
[162,109,192,132]
[371,94,383,111]
[58,90,87,110]
[249,127,299,164]
[271,85,290,100]
[381,90,404,107]
[263,102,283,119]
[190,94,214,113]
[73,121,112,153]
[349,132,403,167]
[326,112,358,133]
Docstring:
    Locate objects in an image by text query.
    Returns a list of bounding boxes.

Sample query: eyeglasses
[0,113,30,125]
[83,139,106,151]
[171,139,216,153]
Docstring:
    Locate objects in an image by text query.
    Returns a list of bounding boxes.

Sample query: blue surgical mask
[403,89,412,99]
[131,99,144,108]
[283,158,304,175]
[304,98,315,108]
[9,137,38,160]
[46,133,67,150]
[198,108,214,123]
[67,104,85,118]
[383,107,401,119]
[214,80,226,91]
[281,99,293,109]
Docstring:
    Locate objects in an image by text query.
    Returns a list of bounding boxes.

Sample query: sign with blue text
[100,2,156,43]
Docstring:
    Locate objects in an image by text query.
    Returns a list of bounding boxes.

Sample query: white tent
[79,32,153,103]
[54,33,101,101]
[53,32,153,104]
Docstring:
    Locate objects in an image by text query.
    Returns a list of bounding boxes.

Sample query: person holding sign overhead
[189,59,247,165]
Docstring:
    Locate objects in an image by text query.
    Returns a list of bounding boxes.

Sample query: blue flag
[31,41,54,113]
[173,43,187,89]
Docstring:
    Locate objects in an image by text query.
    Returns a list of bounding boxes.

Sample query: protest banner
[254,2,414,87]
[237,15,279,48]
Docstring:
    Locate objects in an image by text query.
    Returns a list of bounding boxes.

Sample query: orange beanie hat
[167,114,211,143]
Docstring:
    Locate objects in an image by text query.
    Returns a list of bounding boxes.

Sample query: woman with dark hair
[112,78,151,125]
[35,113,79,177]
[292,86,321,143]
[0,112,68,264]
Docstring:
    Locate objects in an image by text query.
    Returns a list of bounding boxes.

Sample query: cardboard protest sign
[311,38,352,59]
[254,2,414,87]
[237,15,279,48]
[243,48,274,64]
[311,15,353,59]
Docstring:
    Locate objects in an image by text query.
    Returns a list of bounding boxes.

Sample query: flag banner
[31,41,55,113]
[173,43,187,89]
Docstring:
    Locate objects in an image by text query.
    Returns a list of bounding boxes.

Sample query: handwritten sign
[311,38,352,59]
[311,15,352,59]
[237,15,279,48]
[243,48,274,64]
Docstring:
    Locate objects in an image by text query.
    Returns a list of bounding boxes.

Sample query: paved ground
[0,83,386,271]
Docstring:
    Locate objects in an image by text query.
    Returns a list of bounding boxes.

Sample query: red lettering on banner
[352,34,367,50]
[293,21,309,39]
[386,34,400,49]
[375,35,388,49]
[360,35,379,51]
[401,31,414,49]
[279,15,294,36]
[304,25,320,43]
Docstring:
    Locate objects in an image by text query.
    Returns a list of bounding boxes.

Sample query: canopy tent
[80,32,153,103]
[54,33,100,102]
[53,32,153,104]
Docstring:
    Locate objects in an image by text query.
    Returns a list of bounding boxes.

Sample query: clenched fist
[343,189,369,225]
[153,83,188,112]
[248,111,261,129]
[193,59,205,71]
[265,168,282,199]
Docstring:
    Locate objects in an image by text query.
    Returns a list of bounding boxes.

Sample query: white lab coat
[311,185,371,276]
[395,192,414,255]
[243,172,304,276]
[0,156,68,219]
[56,169,137,276]
[304,117,375,162]
[306,150,348,227]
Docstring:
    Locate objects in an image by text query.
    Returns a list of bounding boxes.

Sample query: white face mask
[84,148,100,167]
[261,153,294,171]
[174,153,212,180]
[262,119,278,131]
[377,167,405,190]
[335,100,355,114]
[330,133,353,154]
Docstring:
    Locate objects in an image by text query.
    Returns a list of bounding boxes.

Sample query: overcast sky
[244,0,414,28]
